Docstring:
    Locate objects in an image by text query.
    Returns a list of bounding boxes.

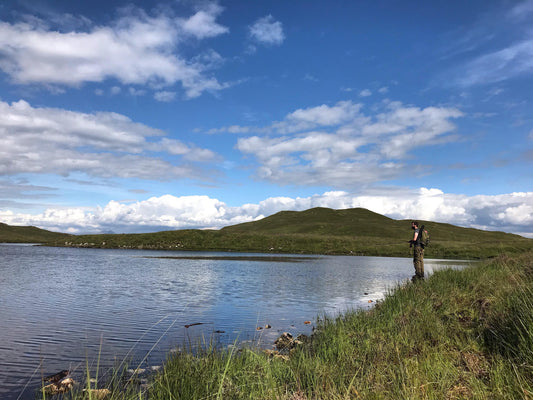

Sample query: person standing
[410,221,424,280]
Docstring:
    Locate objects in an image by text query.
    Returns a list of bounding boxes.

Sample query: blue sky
[0,0,532,237]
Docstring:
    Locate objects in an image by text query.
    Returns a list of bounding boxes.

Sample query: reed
[51,251,533,399]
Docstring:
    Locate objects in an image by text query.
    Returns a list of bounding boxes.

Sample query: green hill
[218,207,532,258]
[222,207,397,236]
[0,222,71,243]
[222,206,525,242]
[26,207,532,259]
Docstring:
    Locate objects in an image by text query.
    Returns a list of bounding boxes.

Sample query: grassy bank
[49,229,533,260]
[60,251,533,399]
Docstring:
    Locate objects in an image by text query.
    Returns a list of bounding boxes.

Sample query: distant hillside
[3,207,532,259]
[222,207,525,242]
[0,223,71,243]
[222,207,399,236]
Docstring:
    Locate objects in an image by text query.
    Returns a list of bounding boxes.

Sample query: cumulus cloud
[0,4,229,97]
[0,99,217,179]
[249,15,285,46]
[179,3,228,39]
[1,190,532,237]
[280,101,362,132]
[233,100,463,187]
[212,101,363,136]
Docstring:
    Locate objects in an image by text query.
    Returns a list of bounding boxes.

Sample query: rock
[42,378,75,395]
[304,321,311,325]
[274,332,294,351]
[43,369,70,383]
[265,324,272,329]
[127,368,146,375]
[184,322,203,328]
[296,334,309,341]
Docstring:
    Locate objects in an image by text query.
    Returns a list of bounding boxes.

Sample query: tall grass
[56,251,533,399]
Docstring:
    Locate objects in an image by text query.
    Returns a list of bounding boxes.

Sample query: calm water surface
[0,244,470,399]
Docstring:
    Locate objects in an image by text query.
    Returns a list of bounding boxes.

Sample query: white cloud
[455,39,533,87]
[210,101,363,136]
[179,4,228,39]
[154,91,176,102]
[359,89,372,97]
[2,190,532,237]
[235,100,463,187]
[0,5,229,98]
[0,99,217,179]
[278,101,362,132]
[497,203,533,225]
[444,1,533,88]
[249,15,285,46]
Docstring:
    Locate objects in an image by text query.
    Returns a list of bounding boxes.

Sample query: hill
[222,207,398,236]
[29,207,533,259]
[223,206,526,242]
[0,222,71,243]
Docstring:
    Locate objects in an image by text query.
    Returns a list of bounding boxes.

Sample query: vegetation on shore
[56,251,533,399]
[0,222,70,244]
[11,207,530,260]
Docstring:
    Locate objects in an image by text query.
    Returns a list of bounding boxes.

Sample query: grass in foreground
[56,251,533,399]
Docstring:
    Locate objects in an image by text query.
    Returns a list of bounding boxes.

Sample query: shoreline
[32,251,533,399]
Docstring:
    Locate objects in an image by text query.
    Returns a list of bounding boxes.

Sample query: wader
[413,245,424,280]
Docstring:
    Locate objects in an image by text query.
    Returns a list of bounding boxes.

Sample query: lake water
[0,244,470,399]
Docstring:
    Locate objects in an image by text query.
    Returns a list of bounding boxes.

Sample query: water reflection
[0,244,471,399]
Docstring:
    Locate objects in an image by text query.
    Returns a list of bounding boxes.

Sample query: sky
[0,0,532,237]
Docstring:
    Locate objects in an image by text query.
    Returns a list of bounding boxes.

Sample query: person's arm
[413,230,419,242]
